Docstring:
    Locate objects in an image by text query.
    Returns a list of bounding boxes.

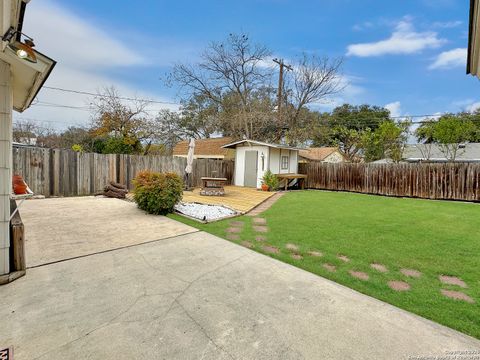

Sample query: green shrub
[261,170,279,191]
[132,170,183,215]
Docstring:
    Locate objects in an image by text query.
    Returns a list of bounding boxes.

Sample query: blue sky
[16,0,479,129]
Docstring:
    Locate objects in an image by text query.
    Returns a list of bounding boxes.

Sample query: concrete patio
[1,197,479,359]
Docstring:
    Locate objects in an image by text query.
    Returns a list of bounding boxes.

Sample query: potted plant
[261,170,279,192]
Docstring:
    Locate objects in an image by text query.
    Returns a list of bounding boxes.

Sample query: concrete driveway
[1,197,479,359]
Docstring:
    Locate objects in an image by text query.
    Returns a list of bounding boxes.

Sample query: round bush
[132,170,183,215]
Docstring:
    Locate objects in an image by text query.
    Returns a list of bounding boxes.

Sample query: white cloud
[24,1,146,69]
[14,0,183,129]
[347,19,446,57]
[385,101,402,117]
[429,48,467,70]
[432,20,462,29]
[352,21,374,32]
[465,101,480,113]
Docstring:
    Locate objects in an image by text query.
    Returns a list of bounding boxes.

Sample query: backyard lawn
[170,190,480,339]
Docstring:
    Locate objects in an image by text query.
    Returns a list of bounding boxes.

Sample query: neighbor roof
[299,147,341,161]
[468,0,480,77]
[222,139,303,150]
[403,143,480,162]
[173,137,233,157]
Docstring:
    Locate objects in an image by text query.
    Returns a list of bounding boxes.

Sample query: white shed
[222,139,302,188]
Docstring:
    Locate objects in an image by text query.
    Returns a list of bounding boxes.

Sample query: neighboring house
[222,139,301,188]
[299,147,345,163]
[172,137,235,160]
[403,143,480,163]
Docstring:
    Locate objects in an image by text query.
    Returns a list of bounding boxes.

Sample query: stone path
[400,269,422,278]
[247,192,286,216]
[388,281,411,292]
[371,263,388,273]
[224,210,475,306]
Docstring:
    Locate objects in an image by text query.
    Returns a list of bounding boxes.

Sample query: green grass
[169,191,480,339]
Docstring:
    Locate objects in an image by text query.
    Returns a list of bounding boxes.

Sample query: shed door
[244,151,258,187]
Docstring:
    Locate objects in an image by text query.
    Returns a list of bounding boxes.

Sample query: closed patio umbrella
[184,138,195,189]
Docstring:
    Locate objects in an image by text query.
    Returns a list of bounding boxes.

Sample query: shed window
[281,156,289,170]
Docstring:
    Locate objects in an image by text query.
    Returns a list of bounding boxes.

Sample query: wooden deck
[182,186,276,213]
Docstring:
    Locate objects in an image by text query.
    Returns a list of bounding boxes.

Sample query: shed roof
[173,137,233,157]
[299,147,342,161]
[222,139,302,151]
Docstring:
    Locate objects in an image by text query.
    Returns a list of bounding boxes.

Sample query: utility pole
[273,58,292,126]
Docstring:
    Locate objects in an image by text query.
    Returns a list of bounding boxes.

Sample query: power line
[42,86,180,106]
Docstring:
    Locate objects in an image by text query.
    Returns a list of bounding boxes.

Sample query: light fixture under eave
[7,40,37,63]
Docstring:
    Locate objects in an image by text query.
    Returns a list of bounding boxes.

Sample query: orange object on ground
[12,175,28,195]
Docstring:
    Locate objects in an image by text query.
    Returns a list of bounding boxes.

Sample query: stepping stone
[241,241,254,249]
[388,280,410,292]
[253,225,268,233]
[308,250,323,257]
[255,235,266,242]
[229,221,244,227]
[291,253,303,260]
[253,217,267,225]
[337,255,350,263]
[441,289,475,303]
[262,245,279,254]
[439,275,467,288]
[323,263,336,272]
[400,269,422,278]
[349,270,369,281]
[226,227,242,234]
[285,243,299,251]
[371,263,388,273]
[227,234,240,241]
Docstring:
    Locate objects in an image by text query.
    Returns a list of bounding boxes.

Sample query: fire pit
[200,177,227,196]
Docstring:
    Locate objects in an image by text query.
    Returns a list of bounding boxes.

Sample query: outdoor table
[275,173,307,191]
[200,177,228,196]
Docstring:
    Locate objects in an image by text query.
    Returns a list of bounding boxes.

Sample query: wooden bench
[200,177,228,196]
[276,173,307,191]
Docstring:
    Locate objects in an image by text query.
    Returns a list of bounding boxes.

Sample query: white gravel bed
[174,202,237,221]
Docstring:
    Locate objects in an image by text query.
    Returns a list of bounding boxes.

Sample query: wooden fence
[12,146,234,197]
[299,162,480,202]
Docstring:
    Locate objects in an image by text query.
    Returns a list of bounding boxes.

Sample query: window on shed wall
[281,155,289,170]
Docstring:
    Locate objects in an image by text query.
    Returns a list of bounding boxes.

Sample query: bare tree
[171,33,273,139]
[90,86,152,140]
[12,120,39,144]
[287,54,344,131]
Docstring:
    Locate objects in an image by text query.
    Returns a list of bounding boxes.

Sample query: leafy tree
[415,114,475,161]
[363,120,410,162]
[90,86,153,154]
[330,104,390,131]
[432,115,475,161]
[330,126,366,162]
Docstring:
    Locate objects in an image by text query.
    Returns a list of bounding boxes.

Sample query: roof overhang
[222,139,303,151]
[0,0,56,112]
[467,0,480,77]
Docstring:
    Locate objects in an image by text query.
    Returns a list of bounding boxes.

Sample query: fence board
[12,146,234,197]
[299,162,480,202]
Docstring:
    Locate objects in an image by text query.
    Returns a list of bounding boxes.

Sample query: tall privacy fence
[12,146,234,197]
[299,162,480,202]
